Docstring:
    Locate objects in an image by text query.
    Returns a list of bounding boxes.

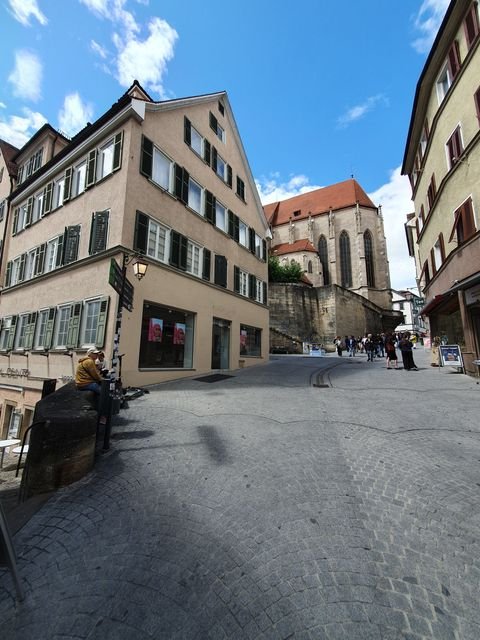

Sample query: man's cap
[87,347,100,356]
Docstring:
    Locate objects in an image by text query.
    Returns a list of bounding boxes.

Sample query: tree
[268,255,304,283]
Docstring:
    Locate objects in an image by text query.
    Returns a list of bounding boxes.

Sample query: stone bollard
[20,383,98,500]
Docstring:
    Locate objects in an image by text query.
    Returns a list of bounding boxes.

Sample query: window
[418,205,425,232]
[25,249,37,281]
[53,176,65,209]
[139,302,194,369]
[186,241,202,277]
[14,314,30,350]
[464,2,480,48]
[255,279,264,303]
[449,197,476,245]
[32,191,43,224]
[446,126,463,169]
[190,125,203,156]
[307,260,313,274]
[54,305,72,348]
[0,317,15,351]
[215,201,227,232]
[436,64,452,103]
[9,254,25,286]
[239,270,248,296]
[215,153,227,180]
[364,230,375,288]
[474,86,480,124]
[214,255,228,287]
[419,121,429,160]
[318,235,329,285]
[236,176,246,201]
[33,309,54,350]
[188,177,203,214]
[72,161,86,197]
[210,112,225,142]
[147,218,169,262]
[254,233,264,260]
[79,298,109,347]
[153,147,172,190]
[427,174,437,210]
[432,235,445,272]
[0,199,5,221]
[20,148,43,183]
[240,324,261,357]
[339,231,352,288]
[239,220,248,248]
[45,235,63,272]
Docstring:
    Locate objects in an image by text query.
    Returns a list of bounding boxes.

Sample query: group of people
[333,332,419,370]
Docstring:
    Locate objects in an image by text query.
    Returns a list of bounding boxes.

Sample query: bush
[268,256,303,283]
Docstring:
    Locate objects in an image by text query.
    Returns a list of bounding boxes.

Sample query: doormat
[194,374,234,383]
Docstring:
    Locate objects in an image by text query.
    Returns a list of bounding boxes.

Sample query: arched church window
[308,260,313,274]
[318,235,329,285]
[364,230,375,287]
[339,231,352,288]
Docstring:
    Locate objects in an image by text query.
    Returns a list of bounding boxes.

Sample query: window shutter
[214,255,227,287]
[43,182,53,216]
[204,139,211,165]
[133,211,149,254]
[234,266,240,293]
[174,163,183,199]
[25,312,37,350]
[44,308,56,349]
[63,225,81,264]
[95,297,109,347]
[182,168,189,204]
[430,248,437,275]
[263,282,267,304]
[56,235,64,268]
[248,274,256,299]
[112,131,123,171]
[12,207,19,236]
[67,302,82,348]
[86,149,97,188]
[5,261,12,287]
[205,190,216,224]
[439,233,446,261]
[89,210,109,255]
[35,243,46,275]
[249,228,256,254]
[6,316,17,351]
[448,41,461,78]
[202,249,211,281]
[140,135,153,178]
[228,210,235,238]
[234,215,240,242]
[463,198,475,240]
[179,235,188,271]
[210,112,218,133]
[63,167,73,202]
[18,253,26,282]
[170,231,181,267]
[262,239,267,261]
[25,196,33,227]
[184,116,191,145]
[227,165,233,188]
[212,147,218,172]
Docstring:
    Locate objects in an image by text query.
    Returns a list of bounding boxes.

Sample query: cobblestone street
[1,350,479,639]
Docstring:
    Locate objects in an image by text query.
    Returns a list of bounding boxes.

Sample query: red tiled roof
[264,178,376,227]
[272,239,317,255]
[300,274,313,286]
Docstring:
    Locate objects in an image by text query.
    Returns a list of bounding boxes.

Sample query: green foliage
[268,255,304,282]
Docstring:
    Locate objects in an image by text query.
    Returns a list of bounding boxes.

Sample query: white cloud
[90,39,108,59]
[8,50,43,102]
[58,93,94,137]
[368,167,417,290]
[337,94,388,129]
[0,102,6,109]
[255,174,323,206]
[0,108,47,148]
[8,0,47,26]
[412,0,450,54]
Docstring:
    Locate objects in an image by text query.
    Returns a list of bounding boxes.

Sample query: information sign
[439,344,464,369]
[108,259,134,311]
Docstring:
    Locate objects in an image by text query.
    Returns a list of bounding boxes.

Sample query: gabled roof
[0,139,19,176]
[264,178,376,227]
[272,239,317,255]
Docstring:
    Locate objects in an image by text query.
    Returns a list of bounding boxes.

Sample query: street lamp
[132,257,148,280]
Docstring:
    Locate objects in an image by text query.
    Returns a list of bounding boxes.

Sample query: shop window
[240,324,261,357]
[139,302,194,369]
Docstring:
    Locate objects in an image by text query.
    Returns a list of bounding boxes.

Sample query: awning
[419,295,446,316]
[444,271,480,294]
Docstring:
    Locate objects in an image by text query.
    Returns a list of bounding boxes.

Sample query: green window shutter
[95,297,109,347]
[86,149,97,188]
[184,117,191,145]
[212,147,218,172]
[133,211,149,254]
[140,135,153,178]
[25,197,33,227]
[170,231,180,267]
[56,234,64,268]
[43,182,53,216]
[209,112,218,133]
[35,243,46,275]
[112,131,123,171]
[12,207,19,236]
[228,210,235,238]
[204,139,211,165]
[263,282,267,304]
[67,303,82,349]
[248,274,256,299]
[205,190,216,224]
[63,225,81,264]
[179,235,188,271]
[6,316,18,351]
[63,167,73,202]
[182,168,189,204]
[202,249,211,281]
[5,261,12,287]
[25,312,37,350]
[44,308,56,349]
[18,253,26,282]
[262,240,267,262]
[227,165,232,188]
[249,228,256,254]
[234,266,240,293]
[89,210,109,255]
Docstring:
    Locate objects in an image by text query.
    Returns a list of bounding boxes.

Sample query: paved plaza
[1,349,479,639]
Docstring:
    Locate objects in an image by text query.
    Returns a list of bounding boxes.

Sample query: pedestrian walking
[334,336,343,356]
[385,334,398,369]
[364,334,375,362]
[398,332,418,371]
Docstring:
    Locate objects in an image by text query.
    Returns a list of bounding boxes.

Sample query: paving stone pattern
[1,350,479,639]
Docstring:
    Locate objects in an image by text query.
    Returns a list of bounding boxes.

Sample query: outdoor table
[0,439,21,469]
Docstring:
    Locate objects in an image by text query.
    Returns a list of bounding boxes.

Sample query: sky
[0,0,451,290]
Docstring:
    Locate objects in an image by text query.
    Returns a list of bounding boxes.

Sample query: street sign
[109,259,134,311]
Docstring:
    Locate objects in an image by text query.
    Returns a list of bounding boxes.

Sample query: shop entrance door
[211,318,230,370]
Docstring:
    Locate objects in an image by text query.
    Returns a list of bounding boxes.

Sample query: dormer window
[293,210,301,217]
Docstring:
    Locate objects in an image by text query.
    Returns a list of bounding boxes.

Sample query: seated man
[75,347,103,395]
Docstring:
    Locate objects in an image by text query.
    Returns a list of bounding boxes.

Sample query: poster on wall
[439,345,463,368]
[173,323,185,345]
[148,318,163,342]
